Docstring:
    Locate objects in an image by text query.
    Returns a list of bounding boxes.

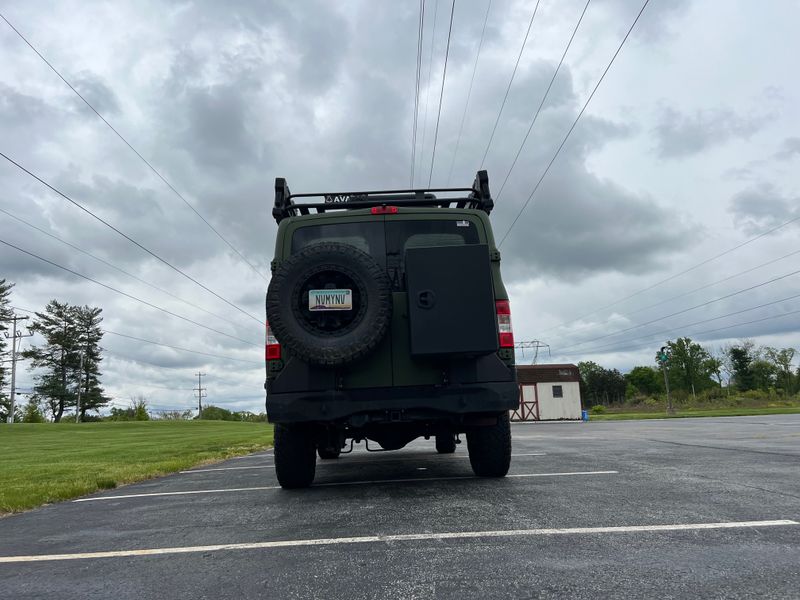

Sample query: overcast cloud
[1,0,798,413]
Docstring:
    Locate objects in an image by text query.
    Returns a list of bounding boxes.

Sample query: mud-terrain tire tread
[466,412,511,477]
[266,242,392,367]
[274,424,316,488]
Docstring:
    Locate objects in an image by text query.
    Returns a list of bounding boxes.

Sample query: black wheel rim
[292,265,366,336]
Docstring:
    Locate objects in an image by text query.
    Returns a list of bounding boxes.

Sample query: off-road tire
[266,242,392,367]
[435,434,456,454]
[274,424,316,488]
[466,412,511,477]
[317,445,341,460]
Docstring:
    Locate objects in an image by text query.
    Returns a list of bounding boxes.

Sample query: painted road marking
[316,471,618,487]
[180,466,276,473]
[180,452,547,473]
[73,486,281,501]
[74,470,616,502]
[1,520,795,563]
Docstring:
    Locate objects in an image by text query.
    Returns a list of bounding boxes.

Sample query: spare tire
[266,242,392,366]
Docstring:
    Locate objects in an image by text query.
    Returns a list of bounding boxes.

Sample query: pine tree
[0,279,15,420]
[73,305,110,418]
[23,300,80,422]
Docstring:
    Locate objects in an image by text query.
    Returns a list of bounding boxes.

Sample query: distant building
[512,364,582,421]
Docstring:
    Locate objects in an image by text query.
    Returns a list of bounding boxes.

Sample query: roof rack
[272,170,493,224]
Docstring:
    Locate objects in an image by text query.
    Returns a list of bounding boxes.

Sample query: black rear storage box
[405,244,498,357]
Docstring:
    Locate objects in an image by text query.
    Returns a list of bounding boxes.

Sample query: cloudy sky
[1,0,798,414]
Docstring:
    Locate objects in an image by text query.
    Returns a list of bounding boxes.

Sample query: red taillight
[370,206,398,215]
[496,300,514,348]
[266,321,281,360]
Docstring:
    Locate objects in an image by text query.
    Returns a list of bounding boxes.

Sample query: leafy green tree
[705,356,724,388]
[108,396,150,421]
[625,366,663,396]
[21,398,46,423]
[750,359,777,391]
[661,337,713,398]
[763,347,796,393]
[578,361,626,406]
[200,405,235,421]
[728,342,755,391]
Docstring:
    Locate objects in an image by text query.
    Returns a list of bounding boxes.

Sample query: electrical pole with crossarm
[194,372,207,419]
[4,314,33,424]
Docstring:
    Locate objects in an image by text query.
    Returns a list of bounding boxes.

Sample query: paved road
[1,415,799,599]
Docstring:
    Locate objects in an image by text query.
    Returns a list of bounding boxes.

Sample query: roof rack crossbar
[272,170,493,223]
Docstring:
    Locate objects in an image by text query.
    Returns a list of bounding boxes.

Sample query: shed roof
[516,364,580,384]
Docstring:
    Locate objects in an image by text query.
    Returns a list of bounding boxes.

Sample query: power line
[411,0,426,186]
[541,216,800,337]
[0,12,269,283]
[561,307,800,358]
[12,307,261,368]
[0,237,260,347]
[479,0,541,169]
[446,0,491,185]
[427,0,457,186]
[105,348,200,370]
[417,0,440,185]
[104,330,261,364]
[560,247,800,340]
[560,293,800,357]
[0,151,264,325]
[495,0,592,202]
[557,266,800,352]
[0,206,251,331]
[497,0,651,248]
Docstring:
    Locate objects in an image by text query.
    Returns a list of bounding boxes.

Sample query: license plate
[308,289,352,311]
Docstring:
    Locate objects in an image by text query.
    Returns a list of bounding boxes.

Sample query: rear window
[386,220,480,253]
[290,219,481,289]
[291,222,385,261]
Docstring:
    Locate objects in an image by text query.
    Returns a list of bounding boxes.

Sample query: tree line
[0,278,109,422]
[578,336,798,407]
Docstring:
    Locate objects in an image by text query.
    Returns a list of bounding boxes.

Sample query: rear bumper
[266,381,520,424]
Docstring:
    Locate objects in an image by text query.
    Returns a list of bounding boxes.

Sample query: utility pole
[194,372,206,419]
[76,353,84,423]
[659,345,674,416]
[4,314,32,424]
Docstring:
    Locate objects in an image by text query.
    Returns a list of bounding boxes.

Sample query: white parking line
[317,471,618,487]
[180,466,276,473]
[73,486,280,501]
[73,470,617,502]
[180,452,547,473]
[1,520,795,563]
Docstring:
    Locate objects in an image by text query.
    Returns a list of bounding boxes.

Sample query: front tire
[435,434,456,454]
[274,424,316,488]
[466,412,511,477]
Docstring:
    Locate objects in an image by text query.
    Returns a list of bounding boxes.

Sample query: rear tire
[466,412,511,477]
[274,424,316,488]
[435,434,456,454]
[317,445,341,460]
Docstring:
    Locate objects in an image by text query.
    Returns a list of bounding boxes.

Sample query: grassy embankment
[589,406,800,420]
[0,421,273,514]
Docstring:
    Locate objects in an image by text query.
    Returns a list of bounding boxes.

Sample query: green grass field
[0,421,273,514]
[590,406,800,421]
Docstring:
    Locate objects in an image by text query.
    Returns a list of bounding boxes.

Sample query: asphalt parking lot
[1,415,799,599]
